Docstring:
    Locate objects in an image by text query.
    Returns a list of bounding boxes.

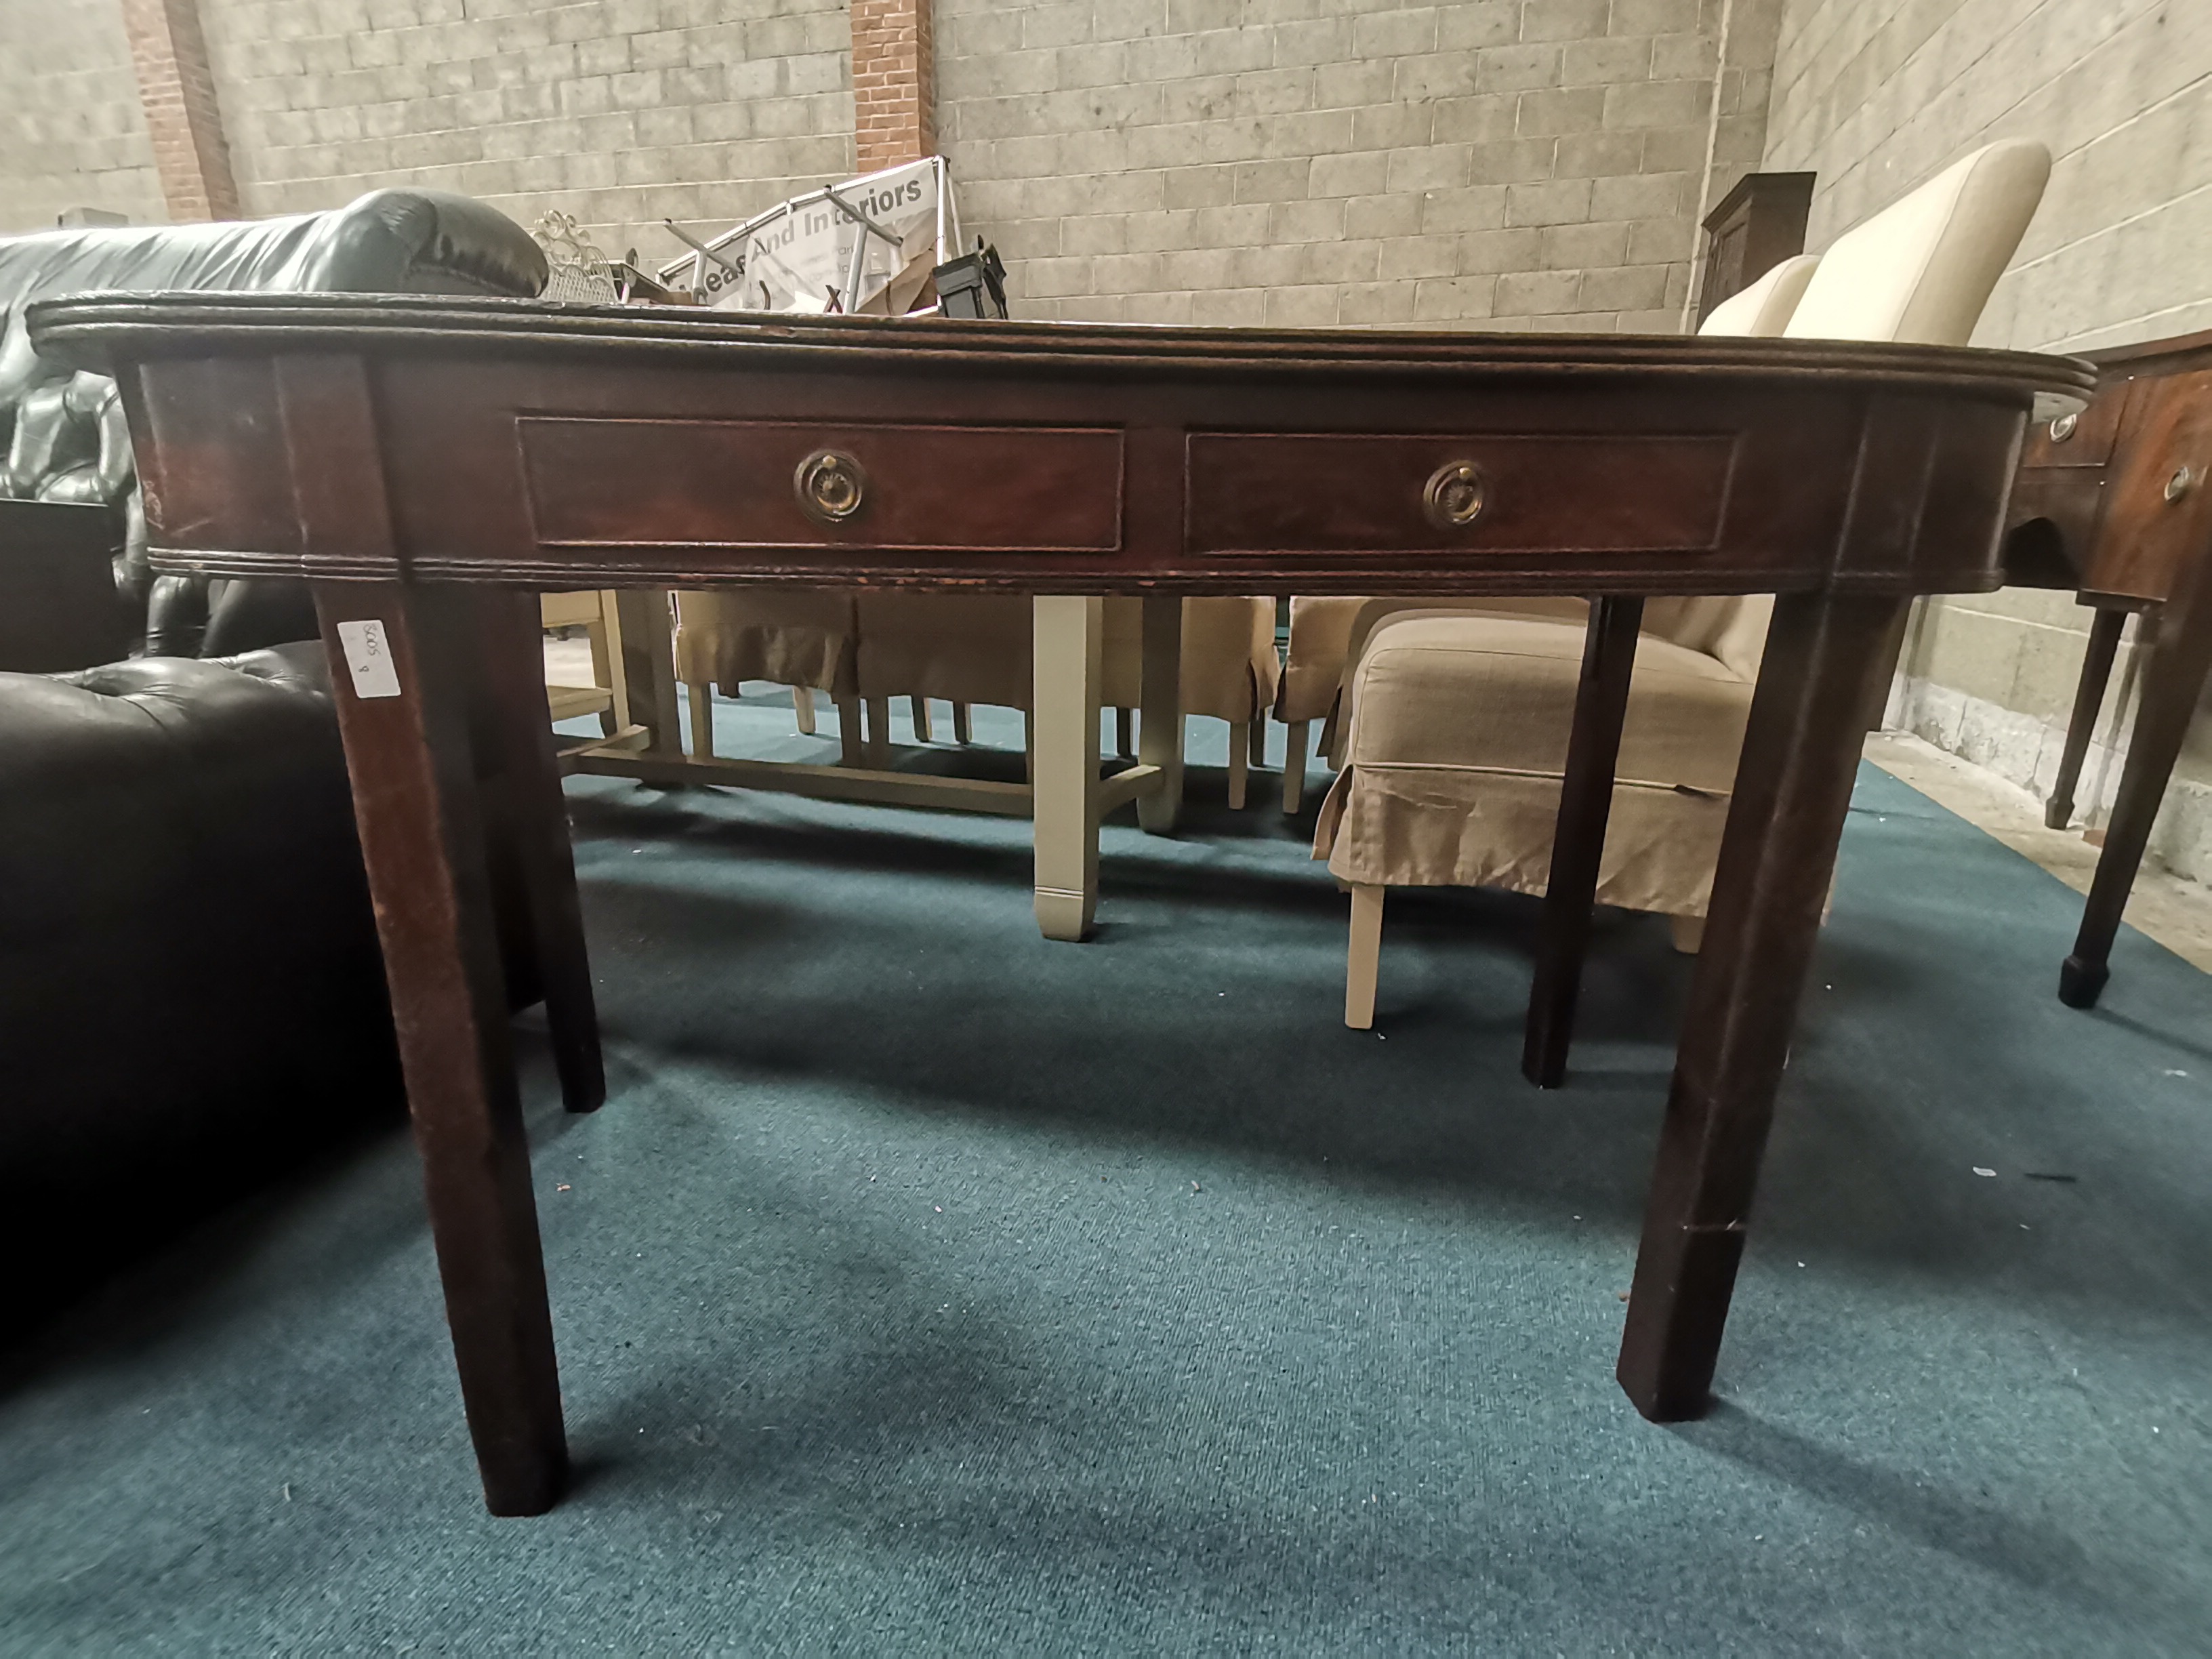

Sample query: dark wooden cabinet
[1696,171,1816,324]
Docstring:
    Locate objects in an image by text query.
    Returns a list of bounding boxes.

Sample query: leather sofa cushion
[0,646,395,1308]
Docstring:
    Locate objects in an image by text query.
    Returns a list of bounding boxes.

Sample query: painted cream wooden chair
[541,590,628,737]
[1328,139,2050,1028]
[1271,256,1825,817]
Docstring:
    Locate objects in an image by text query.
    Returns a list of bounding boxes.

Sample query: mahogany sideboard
[30,292,2090,1515]
[2002,328,2212,1006]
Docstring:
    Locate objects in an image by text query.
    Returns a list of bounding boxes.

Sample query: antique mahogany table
[32,292,2089,1515]
[2001,329,2212,1007]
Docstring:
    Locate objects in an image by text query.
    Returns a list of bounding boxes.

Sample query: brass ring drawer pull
[1422,459,1488,529]
[796,449,867,523]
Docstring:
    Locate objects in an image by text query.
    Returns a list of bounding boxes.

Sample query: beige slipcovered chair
[1325,138,2051,1033]
[1272,252,1824,817]
[671,588,1279,800]
[674,588,867,759]
[853,594,1281,803]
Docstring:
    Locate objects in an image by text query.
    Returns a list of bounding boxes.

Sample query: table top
[32,289,2091,391]
[30,293,2094,600]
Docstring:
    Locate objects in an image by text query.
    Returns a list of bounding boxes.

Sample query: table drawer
[1185,431,1736,555]
[521,417,1123,552]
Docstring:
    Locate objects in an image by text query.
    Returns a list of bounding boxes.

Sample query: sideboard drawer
[2019,384,2125,470]
[521,417,1124,552]
[1185,431,1737,556]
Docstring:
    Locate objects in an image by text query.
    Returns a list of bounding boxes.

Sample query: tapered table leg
[1033,595,1104,940]
[314,581,568,1515]
[1523,596,1643,1088]
[1618,592,1905,1422]
[474,588,605,1115]
[2062,548,2212,1007]
[1137,594,1184,834]
[2045,604,2127,830]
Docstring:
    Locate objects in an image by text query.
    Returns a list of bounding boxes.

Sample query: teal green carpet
[3,694,2208,1655]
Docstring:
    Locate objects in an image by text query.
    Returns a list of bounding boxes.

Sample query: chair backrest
[1656,249,1822,675]
[1698,253,1819,338]
[1783,139,2050,347]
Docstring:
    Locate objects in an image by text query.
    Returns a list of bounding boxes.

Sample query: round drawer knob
[2049,412,2077,443]
[2165,465,2196,504]
[795,449,866,523]
[1422,460,1488,530]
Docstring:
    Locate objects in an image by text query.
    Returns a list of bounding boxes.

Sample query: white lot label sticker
[335,619,403,699]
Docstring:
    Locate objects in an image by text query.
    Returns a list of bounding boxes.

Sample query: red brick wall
[120,0,237,221]
[851,0,934,172]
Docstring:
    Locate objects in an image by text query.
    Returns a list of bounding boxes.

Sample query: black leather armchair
[0,188,547,657]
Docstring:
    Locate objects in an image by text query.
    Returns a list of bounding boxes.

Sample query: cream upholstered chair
[1700,252,1818,337]
[1270,268,1822,815]
[1326,139,2050,1031]
[853,594,1281,802]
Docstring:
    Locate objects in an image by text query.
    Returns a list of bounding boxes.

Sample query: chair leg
[1282,719,1311,814]
[1321,698,1347,769]
[792,684,817,735]
[1668,913,1705,954]
[836,695,863,767]
[865,696,892,767]
[1138,595,1185,834]
[1227,720,1249,808]
[596,591,634,739]
[1248,716,1267,768]
[953,701,973,744]
[585,605,618,738]
[1115,705,1134,758]
[611,589,680,758]
[911,695,933,743]
[1345,884,1384,1029]
[1523,596,1644,1089]
[686,682,714,760]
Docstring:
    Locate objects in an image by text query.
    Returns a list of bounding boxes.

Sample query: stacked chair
[1316,140,2052,1031]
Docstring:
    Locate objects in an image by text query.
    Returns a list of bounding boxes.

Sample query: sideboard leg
[313,581,569,1515]
[1523,596,1643,1088]
[2045,604,2126,830]
[1033,594,1103,940]
[1137,594,1185,834]
[2062,552,2212,1007]
[1618,592,1904,1423]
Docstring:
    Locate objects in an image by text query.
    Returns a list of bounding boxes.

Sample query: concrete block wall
[935,0,1783,329]
[193,0,857,266]
[0,0,168,233]
[1763,0,2212,880]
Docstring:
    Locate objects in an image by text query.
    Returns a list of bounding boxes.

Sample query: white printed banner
[661,157,958,316]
